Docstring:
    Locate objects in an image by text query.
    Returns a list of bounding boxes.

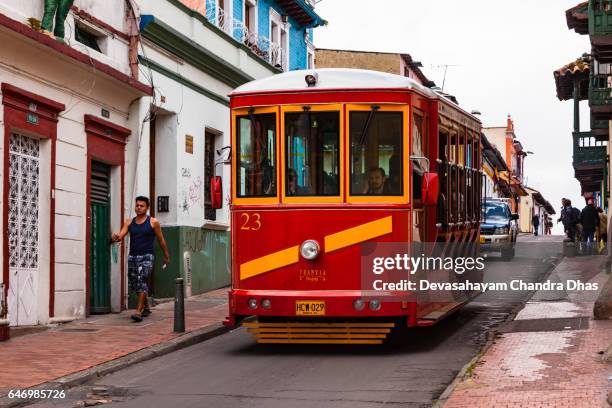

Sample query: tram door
[89,161,111,314]
[412,112,427,242]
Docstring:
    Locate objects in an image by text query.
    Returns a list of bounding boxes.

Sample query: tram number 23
[240,213,261,231]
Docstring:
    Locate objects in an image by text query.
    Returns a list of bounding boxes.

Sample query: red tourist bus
[220,69,483,344]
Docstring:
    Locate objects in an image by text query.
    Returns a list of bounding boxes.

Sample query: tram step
[417,302,463,326]
[243,321,395,344]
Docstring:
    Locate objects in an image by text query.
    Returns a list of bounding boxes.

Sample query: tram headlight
[300,240,320,260]
[368,300,381,311]
[247,298,258,310]
[353,299,365,311]
[261,299,272,310]
[305,72,318,87]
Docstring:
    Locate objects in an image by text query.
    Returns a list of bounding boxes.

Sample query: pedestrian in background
[597,207,608,248]
[112,196,170,322]
[546,216,553,235]
[558,198,578,241]
[580,199,599,254]
[532,212,540,236]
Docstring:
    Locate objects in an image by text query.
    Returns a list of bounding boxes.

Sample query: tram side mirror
[422,172,439,206]
[211,176,223,209]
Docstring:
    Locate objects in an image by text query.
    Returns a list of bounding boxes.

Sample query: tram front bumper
[228,289,416,319]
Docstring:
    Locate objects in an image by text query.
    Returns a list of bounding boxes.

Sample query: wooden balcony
[590,0,612,62]
[591,112,610,140]
[589,73,612,112]
[573,131,607,192]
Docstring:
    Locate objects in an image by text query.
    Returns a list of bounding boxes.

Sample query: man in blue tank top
[111,196,170,322]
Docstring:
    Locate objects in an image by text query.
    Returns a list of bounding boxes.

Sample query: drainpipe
[0,283,8,341]
[125,0,140,80]
[573,80,580,133]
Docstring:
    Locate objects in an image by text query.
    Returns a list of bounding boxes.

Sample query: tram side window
[458,130,466,221]
[466,132,473,221]
[285,111,340,196]
[449,132,458,222]
[350,111,403,196]
[412,114,425,200]
[236,113,276,198]
[438,131,449,225]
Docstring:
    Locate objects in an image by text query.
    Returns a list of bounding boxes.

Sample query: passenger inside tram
[285,110,340,197]
[286,168,309,196]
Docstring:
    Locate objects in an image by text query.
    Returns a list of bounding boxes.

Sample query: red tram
[222,69,483,344]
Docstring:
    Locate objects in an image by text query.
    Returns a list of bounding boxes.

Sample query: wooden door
[89,161,111,314]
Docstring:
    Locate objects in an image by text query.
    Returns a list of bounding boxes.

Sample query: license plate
[295,301,326,316]
[480,236,485,243]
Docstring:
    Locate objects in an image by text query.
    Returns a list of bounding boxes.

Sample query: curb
[433,255,561,407]
[432,330,496,408]
[0,323,230,408]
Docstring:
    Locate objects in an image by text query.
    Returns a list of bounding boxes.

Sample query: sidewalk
[0,288,229,398]
[442,256,612,407]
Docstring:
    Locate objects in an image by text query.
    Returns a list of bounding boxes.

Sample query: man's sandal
[131,314,143,322]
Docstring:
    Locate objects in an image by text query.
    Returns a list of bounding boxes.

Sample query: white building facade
[130,0,325,298]
[0,0,151,335]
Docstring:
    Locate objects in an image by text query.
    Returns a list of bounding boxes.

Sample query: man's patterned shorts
[128,254,154,293]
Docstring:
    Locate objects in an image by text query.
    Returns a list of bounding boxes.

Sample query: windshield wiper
[357,105,380,146]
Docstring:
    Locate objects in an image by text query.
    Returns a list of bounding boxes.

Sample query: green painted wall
[152,226,230,298]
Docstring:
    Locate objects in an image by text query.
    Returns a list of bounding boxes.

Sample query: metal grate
[243,321,395,344]
[91,162,110,204]
[8,133,40,270]
[185,256,192,286]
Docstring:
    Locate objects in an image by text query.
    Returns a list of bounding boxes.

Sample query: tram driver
[364,167,392,195]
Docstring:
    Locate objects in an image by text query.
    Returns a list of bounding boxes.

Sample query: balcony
[591,111,610,139]
[589,73,612,112]
[574,131,607,167]
[590,0,612,61]
[206,7,288,71]
[573,131,607,192]
[590,0,612,36]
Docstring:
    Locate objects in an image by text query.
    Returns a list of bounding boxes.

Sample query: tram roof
[229,68,439,98]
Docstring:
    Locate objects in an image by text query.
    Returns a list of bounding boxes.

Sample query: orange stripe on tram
[240,216,394,280]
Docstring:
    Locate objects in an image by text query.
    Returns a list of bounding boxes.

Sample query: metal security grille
[8,133,39,269]
[8,133,40,326]
[91,162,110,204]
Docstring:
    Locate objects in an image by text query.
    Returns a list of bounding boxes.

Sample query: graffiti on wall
[184,228,205,252]
[179,176,204,214]
[182,228,229,254]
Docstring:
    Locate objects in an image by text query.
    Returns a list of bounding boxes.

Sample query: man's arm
[151,217,170,265]
[111,218,132,242]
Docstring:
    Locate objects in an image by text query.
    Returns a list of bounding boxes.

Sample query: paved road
[34,235,563,408]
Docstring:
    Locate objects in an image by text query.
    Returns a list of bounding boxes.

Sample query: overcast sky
[314,0,593,231]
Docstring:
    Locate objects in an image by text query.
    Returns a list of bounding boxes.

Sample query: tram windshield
[349,111,403,196]
[285,111,340,196]
[236,113,276,198]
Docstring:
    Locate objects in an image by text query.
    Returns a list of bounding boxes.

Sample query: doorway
[7,133,40,326]
[89,161,111,314]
